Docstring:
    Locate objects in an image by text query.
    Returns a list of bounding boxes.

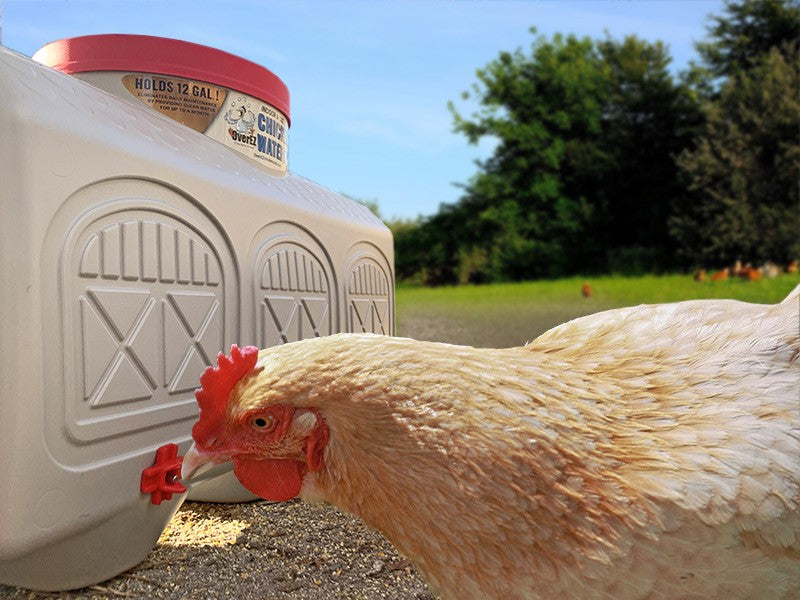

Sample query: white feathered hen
[183,286,800,599]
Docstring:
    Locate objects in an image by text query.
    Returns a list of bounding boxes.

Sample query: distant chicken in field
[710,267,730,281]
[581,282,592,298]
[183,287,800,600]
[740,266,763,281]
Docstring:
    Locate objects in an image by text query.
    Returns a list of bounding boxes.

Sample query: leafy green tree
[395,2,798,284]
[671,0,800,266]
[696,0,800,79]
[441,31,699,282]
[449,32,606,281]
[390,216,432,283]
[595,36,702,271]
[671,48,800,265]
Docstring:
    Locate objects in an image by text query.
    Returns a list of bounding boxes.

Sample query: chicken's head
[180,344,329,501]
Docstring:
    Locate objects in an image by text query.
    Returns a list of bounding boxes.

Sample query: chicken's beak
[181,443,227,481]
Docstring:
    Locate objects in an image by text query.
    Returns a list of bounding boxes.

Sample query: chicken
[740,266,762,281]
[710,267,730,281]
[182,287,800,600]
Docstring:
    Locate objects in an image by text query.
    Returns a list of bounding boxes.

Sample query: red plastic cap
[33,34,290,124]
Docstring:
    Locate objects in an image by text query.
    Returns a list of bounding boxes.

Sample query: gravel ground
[0,501,435,600]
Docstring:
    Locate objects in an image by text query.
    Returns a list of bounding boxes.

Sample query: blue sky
[2,0,723,219]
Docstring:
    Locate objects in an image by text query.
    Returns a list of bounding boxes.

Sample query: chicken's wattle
[233,456,305,501]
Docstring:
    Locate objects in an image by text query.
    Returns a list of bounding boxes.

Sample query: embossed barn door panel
[255,239,334,347]
[64,209,233,446]
[346,250,394,336]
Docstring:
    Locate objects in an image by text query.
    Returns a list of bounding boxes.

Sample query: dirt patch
[0,501,435,599]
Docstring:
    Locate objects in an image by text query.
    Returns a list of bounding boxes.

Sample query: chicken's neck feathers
[242,294,799,598]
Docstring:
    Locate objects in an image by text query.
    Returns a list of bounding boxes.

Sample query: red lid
[33,34,290,124]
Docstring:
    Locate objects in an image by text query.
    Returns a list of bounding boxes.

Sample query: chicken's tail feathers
[782,284,800,305]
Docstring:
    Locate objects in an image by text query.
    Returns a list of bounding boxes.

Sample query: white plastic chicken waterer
[0,34,394,591]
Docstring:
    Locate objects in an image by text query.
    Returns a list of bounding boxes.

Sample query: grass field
[396,273,799,348]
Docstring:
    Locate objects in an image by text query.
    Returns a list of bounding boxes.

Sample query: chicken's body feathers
[191,289,800,599]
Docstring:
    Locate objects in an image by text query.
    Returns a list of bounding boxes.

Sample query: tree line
[383,0,799,284]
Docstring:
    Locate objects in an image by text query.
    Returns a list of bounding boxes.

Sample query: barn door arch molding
[250,221,338,348]
[42,178,238,465]
[344,242,394,336]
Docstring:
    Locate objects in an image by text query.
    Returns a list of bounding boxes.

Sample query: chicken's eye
[249,415,274,431]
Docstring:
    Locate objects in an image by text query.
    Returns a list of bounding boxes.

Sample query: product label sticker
[121,73,288,171]
[122,74,227,132]
[210,94,288,171]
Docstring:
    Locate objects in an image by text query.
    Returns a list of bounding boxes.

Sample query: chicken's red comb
[193,344,261,449]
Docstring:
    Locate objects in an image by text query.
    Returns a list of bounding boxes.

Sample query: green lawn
[396,273,799,348]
